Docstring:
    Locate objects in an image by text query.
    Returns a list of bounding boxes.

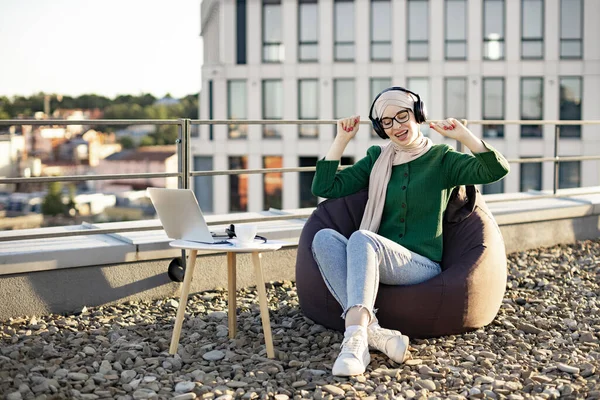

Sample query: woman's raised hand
[336,115,361,141]
[429,118,470,141]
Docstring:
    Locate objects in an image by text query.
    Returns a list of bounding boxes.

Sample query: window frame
[262,0,283,63]
[407,0,429,61]
[236,0,247,65]
[520,0,544,60]
[263,155,283,210]
[520,77,544,138]
[559,0,584,60]
[482,0,506,61]
[299,156,318,207]
[444,77,468,120]
[333,78,356,119]
[558,161,581,189]
[298,0,319,62]
[262,79,283,138]
[520,160,543,192]
[370,0,392,62]
[559,76,583,139]
[229,156,248,212]
[334,0,356,62]
[482,77,505,138]
[298,79,319,138]
[227,80,248,140]
[444,0,468,61]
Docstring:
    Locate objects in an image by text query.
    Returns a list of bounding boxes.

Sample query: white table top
[170,238,285,252]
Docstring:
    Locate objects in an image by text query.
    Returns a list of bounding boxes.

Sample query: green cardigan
[311,143,510,262]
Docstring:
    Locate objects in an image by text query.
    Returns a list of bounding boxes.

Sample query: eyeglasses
[380,110,411,129]
[210,224,268,244]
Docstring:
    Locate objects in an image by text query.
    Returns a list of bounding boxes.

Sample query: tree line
[0,93,199,147]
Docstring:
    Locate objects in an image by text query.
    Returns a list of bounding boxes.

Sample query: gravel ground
[1,239,599,400]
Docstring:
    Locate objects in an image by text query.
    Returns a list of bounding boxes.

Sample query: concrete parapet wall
[1,189,599,320]
[0,248,298,320]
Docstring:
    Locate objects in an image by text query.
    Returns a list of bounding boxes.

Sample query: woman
[311,87,510,376]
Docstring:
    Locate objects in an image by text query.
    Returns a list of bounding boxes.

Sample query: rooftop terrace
[1,238,599,400]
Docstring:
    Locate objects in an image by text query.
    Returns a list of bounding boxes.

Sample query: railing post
[183,118,191,190]
[177,120,183,189]
[553,124,560,195]
[177,119,191,190]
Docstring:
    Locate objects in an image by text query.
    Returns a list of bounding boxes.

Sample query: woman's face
[381,105,420,146]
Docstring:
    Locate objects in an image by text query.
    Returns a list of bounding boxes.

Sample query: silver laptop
[147,188,224,244]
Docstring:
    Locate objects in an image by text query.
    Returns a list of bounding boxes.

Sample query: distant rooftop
[154,96,180,106]
[104,146,176,162]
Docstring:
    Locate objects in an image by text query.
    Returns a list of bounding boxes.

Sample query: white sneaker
[367,324,409,364]
[331,327,370,376]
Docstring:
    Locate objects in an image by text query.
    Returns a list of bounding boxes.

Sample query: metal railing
[0,118,599,242]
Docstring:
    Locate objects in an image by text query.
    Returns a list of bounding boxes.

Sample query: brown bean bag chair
[295,185,507,338]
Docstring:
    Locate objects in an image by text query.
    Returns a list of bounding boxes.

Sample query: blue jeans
[311,229,442,321]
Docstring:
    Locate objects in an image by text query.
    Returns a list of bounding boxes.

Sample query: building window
[371,0,391,61]
[341,156,355,166]
[560,77,582,138]
[482,78,504,138]
[298,0,318,62]
[299,156,318,207]
[263,156,283,210]
[208,80,214,141]
[445,0,467,60]
[191,124,200,138]
[483,0,505,60]
[334,79,355,136]
[521,0,543,59]
[521,78,543,138]
[407,0,429,60]
[334,0,355,61]
[228,80,247,139]
[236,0,247,64]
[194,157,213,213]
[445,78,467,120]
[229,156,248,212]
[370,78,392,100]
[520,161,542,192]
[406,78,431,136]
[263,0,284,63]
[370,78,392,137]
[559,161,581,189]
[560,0,583,59]
[262,79,283,138]
[482,179,504,195]
[298,79,319,138]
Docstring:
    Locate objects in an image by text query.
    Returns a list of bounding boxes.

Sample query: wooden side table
[168,239,284,358]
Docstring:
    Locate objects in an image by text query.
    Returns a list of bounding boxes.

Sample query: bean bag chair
[295,185,507,338]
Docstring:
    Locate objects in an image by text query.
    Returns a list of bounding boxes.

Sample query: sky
[0,0,203,99]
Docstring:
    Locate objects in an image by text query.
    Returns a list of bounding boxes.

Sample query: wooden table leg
[169,249,198,355]
[251,251,275,358]
[227,252,237,338]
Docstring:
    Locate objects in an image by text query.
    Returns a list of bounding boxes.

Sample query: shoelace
[340,332,366,355]
[369,326,398,351]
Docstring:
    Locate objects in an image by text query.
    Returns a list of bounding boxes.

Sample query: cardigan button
[404,172,408,177]
[400,218,405,223]
[398,234,403,238]
[401,203,406,208]
[402,186,406,190]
